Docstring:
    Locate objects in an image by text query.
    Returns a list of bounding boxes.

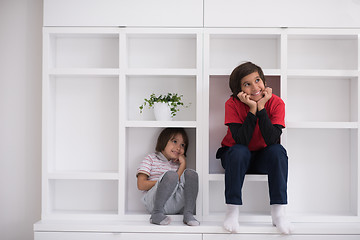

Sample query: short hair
[155,128,189,156]
[229,62,266,98]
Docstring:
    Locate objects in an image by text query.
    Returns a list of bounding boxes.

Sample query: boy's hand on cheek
[257,87,272,111]
[178,155,186,165]
[237,91,257,114]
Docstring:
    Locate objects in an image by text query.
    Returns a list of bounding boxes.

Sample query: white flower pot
[153,102,173,121]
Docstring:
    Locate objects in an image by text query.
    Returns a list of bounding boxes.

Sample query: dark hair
[229,62,266,98]
[155,128,189,156]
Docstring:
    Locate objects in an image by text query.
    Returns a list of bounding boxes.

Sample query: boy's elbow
[137,181,144,190]
[137,179,148,191]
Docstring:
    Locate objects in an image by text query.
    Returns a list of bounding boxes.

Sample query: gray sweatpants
[142,171,187,214]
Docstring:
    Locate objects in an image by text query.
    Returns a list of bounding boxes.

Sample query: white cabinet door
[204,234,360,240]
[35,232,202,240]
[204,0,360,28]
[35,232,121,240]
[122,233,202,240]
[44,0,203,27]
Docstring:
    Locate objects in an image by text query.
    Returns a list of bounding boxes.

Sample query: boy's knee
[228,144,251,164]
[268,144,287,156]
[229,144,251,158]
[161,171,179,183]
[266,144,288,165]
[221,144,251,169]
[184,169,198,181]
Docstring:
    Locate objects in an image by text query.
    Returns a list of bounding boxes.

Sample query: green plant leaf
[138,92,190,117]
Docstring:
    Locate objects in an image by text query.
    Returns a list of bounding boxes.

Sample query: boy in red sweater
[217,62,292,234]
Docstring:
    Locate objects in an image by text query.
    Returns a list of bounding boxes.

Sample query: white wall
[0,0,42,240]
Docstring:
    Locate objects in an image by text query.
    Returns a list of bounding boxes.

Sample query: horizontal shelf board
[48,210,118,215]
[42,212,119,221]
[123,213,185,222]
[125,121,197,128]
[287,28,360,36]
[205,27,283,35]
[286,122,359,129]
[45,27,120,34]
[207,174,267,182]
[48,68,120,76]
[34,220,360,234]
[47,171,119,180]
[126,68,198,76]
[287,69,359,77]
[208,69,280,76]
[286,213,360,223]
[125,28,202,35]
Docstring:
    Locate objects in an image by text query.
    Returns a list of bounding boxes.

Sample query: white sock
[223,204,240,233]
[270,204,293,234]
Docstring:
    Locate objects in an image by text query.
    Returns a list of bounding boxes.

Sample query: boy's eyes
[171,140,185,148]
[242,78,261,87]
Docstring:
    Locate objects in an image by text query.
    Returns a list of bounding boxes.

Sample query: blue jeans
[221,144,288,205]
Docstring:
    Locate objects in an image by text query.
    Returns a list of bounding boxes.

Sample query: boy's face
[162,133,185,161]
[240,71,266,102]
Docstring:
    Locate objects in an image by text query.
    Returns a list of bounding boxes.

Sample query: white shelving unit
[36,26,360,239]
[203,28,360,223]
[41,27,203,222]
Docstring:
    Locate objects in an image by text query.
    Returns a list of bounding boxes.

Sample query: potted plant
[139,93,189,121]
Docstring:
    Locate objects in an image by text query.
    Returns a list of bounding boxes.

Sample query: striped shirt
[137,152,180,181]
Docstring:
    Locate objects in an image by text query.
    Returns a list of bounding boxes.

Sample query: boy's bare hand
[178,155,186,165]
[237,91,257,114]
[257,87,272,111]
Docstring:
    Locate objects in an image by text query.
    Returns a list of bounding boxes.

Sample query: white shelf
[208,68,281,76]
[48,68,120,76]
[204,28,360,223]
[47,32,119,69]
[207,33,281,70]
[287,76,358,122]
[34,220,360,235]
[48,179,118,215]
[41,27,360,235]
[287,122,359,129]
[125,68,198,76]
[287,69,359,77]
[48,171,119,180]
[125,121,197,128]
[207,174,267,182]
[126,75,196,122]
[287,34,358,70]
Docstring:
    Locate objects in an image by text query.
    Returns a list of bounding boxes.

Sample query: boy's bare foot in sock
[183,213,200,226]
[150,213,171,225]
[223,204,240,233]
[271,204,293,234]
